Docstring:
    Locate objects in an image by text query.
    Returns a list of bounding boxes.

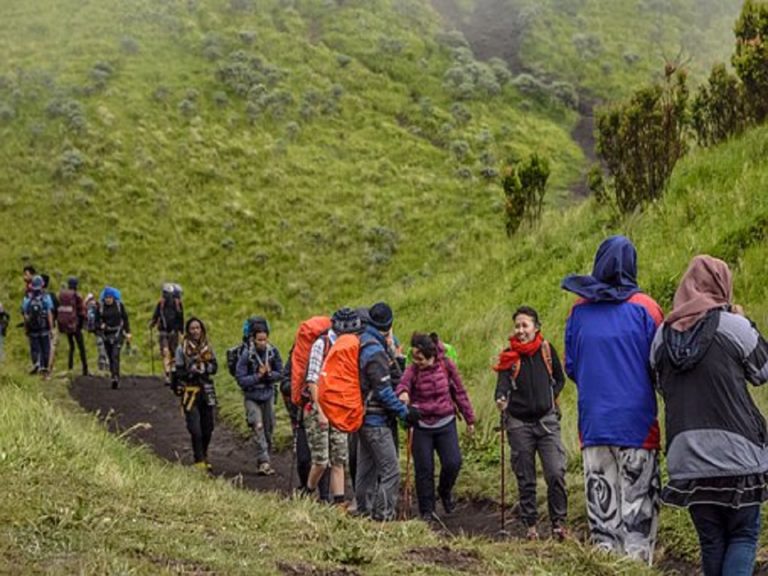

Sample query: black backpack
[226,344,246,378]
[26,295,49,333]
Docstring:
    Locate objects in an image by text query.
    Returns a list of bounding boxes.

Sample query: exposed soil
[71,375,704,574]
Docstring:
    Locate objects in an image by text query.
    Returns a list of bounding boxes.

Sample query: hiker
[348,307,404,496]
[353,302,420,521]
[493,306,568,540]
[21,275,54,376]
[95,286,131,389]
[173,317,218,471]
[405,332,458,367]
[22,265,36,296]
[562,235,663,564]
[84,293,109,372]
[235,316,283,476]
[0,303,9,363]
[150,283,184,385]
[397,332,475,523]
[280,348,330,498]
[651,255,768,576]
[57,277,88,375]
[302,309,358,504]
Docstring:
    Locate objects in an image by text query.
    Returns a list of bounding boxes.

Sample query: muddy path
[429,0,597,196]
[70,375,701,573]
[69,375,516,536]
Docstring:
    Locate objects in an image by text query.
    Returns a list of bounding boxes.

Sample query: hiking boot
[111,377,119,390]
[29,364,40,375]
[257,462,275,476]
[420,511,440,525]
[526,526,540,541]
[552,525,569,542]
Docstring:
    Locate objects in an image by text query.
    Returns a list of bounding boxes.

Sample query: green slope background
[1,0,767,573]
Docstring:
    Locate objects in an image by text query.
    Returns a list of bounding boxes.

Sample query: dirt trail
[69,375,516,537]
[429,0,597,196]
[70,375,703,573]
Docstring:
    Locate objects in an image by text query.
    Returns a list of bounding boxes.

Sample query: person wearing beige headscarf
[651,255,768,576]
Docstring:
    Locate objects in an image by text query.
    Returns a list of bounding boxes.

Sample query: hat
[30,275,44,290]
[162,283,175,295]
[68,276,79,289]
[102,286,120,301]
[368,302,393,332]
[332,307,363,334]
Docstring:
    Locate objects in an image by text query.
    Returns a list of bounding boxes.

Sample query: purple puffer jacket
[396,354,475,426]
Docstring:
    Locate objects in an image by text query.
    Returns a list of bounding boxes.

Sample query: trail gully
[70,375,510,538]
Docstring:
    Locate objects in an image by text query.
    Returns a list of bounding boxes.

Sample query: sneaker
[194,461,208,472]
[552,525,569,542]
[29,365,40,375]
[111,377,119,390]
[420,511,439,525]
[257,462,275,476]
[526,526,540,541]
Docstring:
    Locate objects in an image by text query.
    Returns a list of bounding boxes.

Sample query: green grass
[2,0,768,572]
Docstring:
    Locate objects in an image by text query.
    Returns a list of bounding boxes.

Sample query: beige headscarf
[666,255,732,331]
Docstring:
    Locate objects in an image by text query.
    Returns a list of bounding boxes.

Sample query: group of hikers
[4,234,768,575]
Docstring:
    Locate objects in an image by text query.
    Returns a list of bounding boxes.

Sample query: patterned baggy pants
[583,446,661,565]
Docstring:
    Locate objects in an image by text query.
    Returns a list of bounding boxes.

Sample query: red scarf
[493,332,543,372]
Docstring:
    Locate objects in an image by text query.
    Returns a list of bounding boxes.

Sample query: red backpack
[317,333,366,433]
[57,290,80,334]
[290,316,332,406]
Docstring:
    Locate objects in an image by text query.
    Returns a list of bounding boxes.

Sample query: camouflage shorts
[305,404,348,467]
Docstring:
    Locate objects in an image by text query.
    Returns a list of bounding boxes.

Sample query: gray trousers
[356,425,400,521]
[507,412,568,528]
[245,399,273,464]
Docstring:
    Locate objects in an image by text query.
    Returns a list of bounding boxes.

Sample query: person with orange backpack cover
[319,302,419,520]
[494,306,568,541]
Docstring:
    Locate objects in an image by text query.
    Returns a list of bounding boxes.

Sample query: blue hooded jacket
[562,236,663,449]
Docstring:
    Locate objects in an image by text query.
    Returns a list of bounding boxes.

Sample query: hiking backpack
[57,289,80,334]
[86,303,98,333]
[510,340,554,381]
[290,316,332,406]
[226,343,246,378]
[26,295,49,333]
[317,333,374,433]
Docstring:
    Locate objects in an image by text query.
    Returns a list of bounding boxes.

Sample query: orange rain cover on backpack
[317,333,364,433]
[290,316,332,407]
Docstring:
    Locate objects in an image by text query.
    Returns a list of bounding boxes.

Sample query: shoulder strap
[540,340,553,378]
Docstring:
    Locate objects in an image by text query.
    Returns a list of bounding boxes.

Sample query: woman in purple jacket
[397,333,475,522]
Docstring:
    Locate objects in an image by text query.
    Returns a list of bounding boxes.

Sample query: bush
[56,148,87,180]
[596,71,689,213]
[732,0,768,123]
[502,153,551,236]
[691,63,749,147]
[336,54,352,68]
[239,30,257,45]
[550,81,579,110]
[0,102,15,122]
[488,57,512,86]
[450,102,472,125]
[120,36,140,55]
[512,73,547,99]
[450,139,470,160]
[178,98,197,117]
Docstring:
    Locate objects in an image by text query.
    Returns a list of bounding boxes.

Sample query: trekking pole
[499,410,508,536]
[399,426,414,520]
[149,324,155,376]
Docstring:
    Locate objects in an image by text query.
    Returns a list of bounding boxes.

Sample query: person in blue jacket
[562,235,663,565]
[235,316,283,476]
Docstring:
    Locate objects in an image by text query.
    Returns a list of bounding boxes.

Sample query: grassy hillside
[434,0,744,100]
[2,0,768,572]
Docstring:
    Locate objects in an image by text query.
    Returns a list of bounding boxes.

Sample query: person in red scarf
[494,306,567,540]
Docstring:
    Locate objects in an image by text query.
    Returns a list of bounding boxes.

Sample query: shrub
[178,98,197,117]
[550,81,579,109]
[56,148,87,180]
[732,0,768,123]
[120,36,140,55]
[502,153,550,236]
[450,102,472,125]
[0,102,15,122]
[336,54,352,68]
[450,139,470,160]
[436,30,469,49]
[596,71,689,214]
[239,30,257,45]
[512,73,547,99]
[89,61,114,90]
[691,63,749,147]
[213,91,229,108]
[488,57,512,86]
[229,0,254,11]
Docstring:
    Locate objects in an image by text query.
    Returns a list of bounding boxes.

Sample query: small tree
[596,70,688,213]
[733,0,768,123]
[691,64,749,147]
[502,153,550,236]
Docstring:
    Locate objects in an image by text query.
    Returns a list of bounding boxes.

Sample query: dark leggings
[185,397,215,463]
[67,331,88,374]
[102,334,122,379]
[411,419,462,515]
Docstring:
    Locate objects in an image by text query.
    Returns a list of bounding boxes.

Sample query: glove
[404,406,421,426]
[172,383,184,397]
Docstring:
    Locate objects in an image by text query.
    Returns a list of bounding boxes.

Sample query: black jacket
[96,301,130,336]
[495,343,565,422]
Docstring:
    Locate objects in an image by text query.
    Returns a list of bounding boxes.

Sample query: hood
[662,309,719,372]
[561,235,641,302]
